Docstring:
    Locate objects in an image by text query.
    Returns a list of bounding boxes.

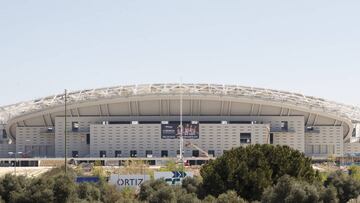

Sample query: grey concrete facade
[6,115,344,159]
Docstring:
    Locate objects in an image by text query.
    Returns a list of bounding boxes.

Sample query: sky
[0,1,359,106]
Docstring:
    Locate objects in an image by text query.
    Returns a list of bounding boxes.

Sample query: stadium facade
[0,83,360,160]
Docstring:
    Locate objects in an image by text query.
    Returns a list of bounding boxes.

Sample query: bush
[324,171,360,203]
[77,182,101,201]
[182,177,202,194]
[53,174,77,203]
[262,175,320,203]
[216,190,246,203]
[0,174,28,202]
[200,144,318,200]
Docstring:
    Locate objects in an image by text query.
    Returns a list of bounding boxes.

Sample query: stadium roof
[0,83,360,124]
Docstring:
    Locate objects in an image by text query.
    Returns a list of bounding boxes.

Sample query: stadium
[0,83,360,165]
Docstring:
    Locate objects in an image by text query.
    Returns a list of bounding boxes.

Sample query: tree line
[0,144,359,202]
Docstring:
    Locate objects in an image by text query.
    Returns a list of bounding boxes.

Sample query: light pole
[64,89,68,174]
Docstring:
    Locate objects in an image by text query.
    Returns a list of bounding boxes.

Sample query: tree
[0,174,28,202]
[182,177,202,194]
[200,144,318,201]
[77,182,101,202]
[320,186,338,203]
[98,181,123,203]
[261,175,320,203]
[349,165,360,181]
[176,192,201,203]
[139,179,174,202]
[52,174,76,203]
[202,195,216,203]
[216,191,246,203]
[25,177,54,203]
[324,171,360,203]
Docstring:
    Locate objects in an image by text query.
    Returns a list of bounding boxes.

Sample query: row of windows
[72,150,217,158]
[306,145,335,155]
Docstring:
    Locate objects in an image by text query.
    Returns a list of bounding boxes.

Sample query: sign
[161,123,199,139]
[109,175,150,189]
[76,176,100,183]
[154,171,193,185]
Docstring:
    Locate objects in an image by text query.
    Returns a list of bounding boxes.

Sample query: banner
[161,123,199,139]
[154,171,193,185]
[109,174,150,189]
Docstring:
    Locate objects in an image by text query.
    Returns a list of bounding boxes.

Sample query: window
[47,127,54,132]
[176,150,181,157]
[270,133,274,144]
[192,150,199,157]
[100,150,106,158]
[313,145,320,154]
[161,150,168,157]
[208,150,215,157]
[281,121,288,131]
[86,134,90,145]
[353,128,357,137]
[1,129,6,139]
[115,150,122,157]
[72,151,79,158]
[72,122,79,132]
[240,133,251,144]
[102,121,109,125]
[146,150,153,157]
[130,150,137,157]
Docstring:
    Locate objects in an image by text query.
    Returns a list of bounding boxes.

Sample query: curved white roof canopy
[1,84,359,123]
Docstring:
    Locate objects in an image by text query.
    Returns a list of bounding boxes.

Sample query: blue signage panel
[76,176,100,183]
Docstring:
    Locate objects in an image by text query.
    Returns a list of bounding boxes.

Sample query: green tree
[52,174,76,203]
[0,174,28,202]
[139,179,172,202]
[320,186,338,203]
[261,175,320,203]
[202,195,216,203]
[98,181,122,203]
[216,191,246,203]
[200,144,318,201]
[324,171,360,203]
[349,165,360,181]
[77,182,101,202]
[182,177,202,194]
[26,177,54,203]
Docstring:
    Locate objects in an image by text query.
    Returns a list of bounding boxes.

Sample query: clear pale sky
[0,1,359,106]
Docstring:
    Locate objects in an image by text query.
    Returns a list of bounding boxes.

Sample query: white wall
[16,127,55,157]
[305,126,343,157]
[90,123,270,158]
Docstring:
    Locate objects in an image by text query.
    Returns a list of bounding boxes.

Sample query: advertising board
[154,171,193,185]
[161,123,199,139]
[109,174,150,189]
